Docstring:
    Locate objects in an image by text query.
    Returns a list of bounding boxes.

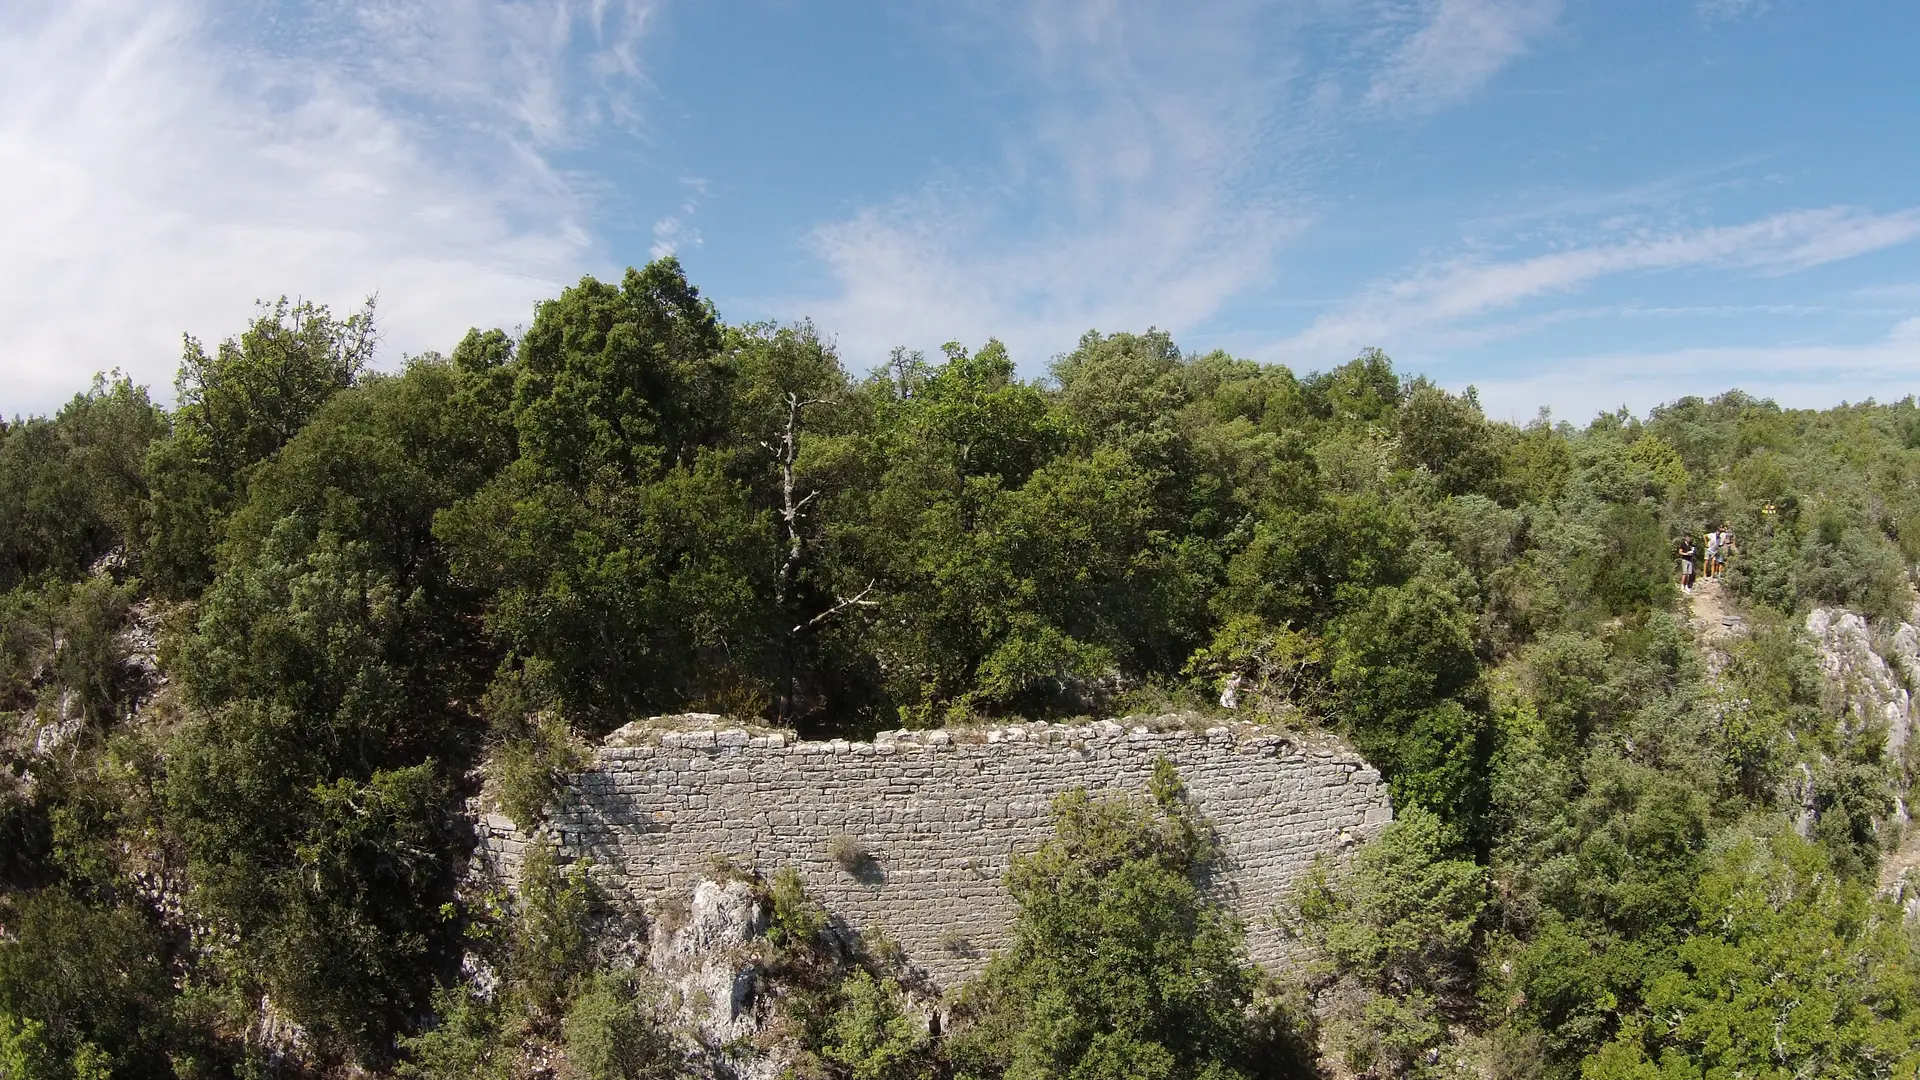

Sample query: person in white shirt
[1220,672,1243,710]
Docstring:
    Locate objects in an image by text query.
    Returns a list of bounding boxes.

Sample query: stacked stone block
[478,719,1391,989]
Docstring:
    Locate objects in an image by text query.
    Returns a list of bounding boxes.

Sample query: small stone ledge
[607,714,1332,762]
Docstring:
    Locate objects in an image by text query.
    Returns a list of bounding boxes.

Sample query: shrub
[802,970,929,1080]
[396,984,512,1080]
[1584,831,1920,1075]
[0,1014,62,1080]
[828,833,869,874]
[1289,807,1487,1077]
[561,973,677,1080]
[0,888,178,1080]
[490,712,587,833]
[1181,613,1326,720]
[946,768,1271,1079]
[766,866,829,961]
[512,842,601,1017]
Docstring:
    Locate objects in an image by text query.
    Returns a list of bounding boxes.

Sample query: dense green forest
[4,259,1919,1079]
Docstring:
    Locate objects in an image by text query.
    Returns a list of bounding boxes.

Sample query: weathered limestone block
[478,720,1391,989]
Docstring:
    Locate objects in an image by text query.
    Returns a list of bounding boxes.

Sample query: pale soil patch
[1879,825,1920,895]
[1687,575,1743,643]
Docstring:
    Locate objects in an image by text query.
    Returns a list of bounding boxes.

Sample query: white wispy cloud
[0,0,651,414]
[1270,206,1920,361]
[1471,317,1920,422]
[1852,282,1920,302]
[797,1,1306,369]
[650,177,707,260]
[1697,0,1770,24]
[794,0,1559,372]
[1364,0,1560,113]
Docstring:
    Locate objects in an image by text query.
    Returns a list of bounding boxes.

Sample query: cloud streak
[1366,0,1561,113]
[794,0,1564,371]
[0,0,650,414]
[1697,0,1770,24]
[1271,206,1920,361]
[797,1,1308,369]
[1471,317,1920,422]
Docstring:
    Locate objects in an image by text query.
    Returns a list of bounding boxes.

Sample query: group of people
[1677,524,1735,593]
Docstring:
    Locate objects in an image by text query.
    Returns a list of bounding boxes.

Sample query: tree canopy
[3,259,1918,1078]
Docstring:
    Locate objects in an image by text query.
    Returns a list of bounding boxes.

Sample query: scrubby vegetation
[4,258,1920,1077]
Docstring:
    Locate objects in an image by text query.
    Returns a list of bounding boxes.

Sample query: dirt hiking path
[1687,575,1743,643]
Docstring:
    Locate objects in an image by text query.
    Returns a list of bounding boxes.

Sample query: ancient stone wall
[478,717,1391,989]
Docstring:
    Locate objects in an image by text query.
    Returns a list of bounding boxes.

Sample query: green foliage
[1295,809,1486,992]
[1585,832,1920,1078]
[1397,382,1505,498]
[491,712,588,833]
[142,297,375,595]
[512,842,602,1017]
[12,262,1920,1074]
[1808,741,1895,880]
[0,1013,64,1080]
[1291,808,1487,1076]
[0,374,163,593]
[766,865,830,961]
[947,774,1270,1080]
[789,970,931,1080]
[763,869,935,1080]
[0,574,141,729]
[1572,505,1672,617]
[0,888,176,1080]
[1329,578,1490,836]
[396,984,513,1080]
[1735,515,1913,621]
[562,972,677,1080]
[160,357,509,1059]
[169,730,464,1058]
[1183,614,1325,719]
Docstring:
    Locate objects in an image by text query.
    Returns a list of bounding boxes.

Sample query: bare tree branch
[793,580,877,634]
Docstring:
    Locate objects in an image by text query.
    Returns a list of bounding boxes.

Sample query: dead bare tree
[764,392,826,611]
[761,392,877,721]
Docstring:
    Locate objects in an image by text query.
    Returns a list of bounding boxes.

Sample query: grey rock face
[651,879,770,1047]
[1805,606,1919,758]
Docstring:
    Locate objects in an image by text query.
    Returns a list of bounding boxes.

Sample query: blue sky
[4,0,1917,421]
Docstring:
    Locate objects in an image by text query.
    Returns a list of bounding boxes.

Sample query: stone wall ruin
[477,716,1393,989]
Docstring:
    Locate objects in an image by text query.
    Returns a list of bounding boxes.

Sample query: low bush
[828,833,869,874]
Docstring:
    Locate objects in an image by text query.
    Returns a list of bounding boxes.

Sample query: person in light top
[1220,672,1244,710]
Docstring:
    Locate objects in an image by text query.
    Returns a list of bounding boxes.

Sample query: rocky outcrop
[1803,604,1920,907]
[653,879,771,1047]
[647,879,786,1079]
[1805,606,1920,757]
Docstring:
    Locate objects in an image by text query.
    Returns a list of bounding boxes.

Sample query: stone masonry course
[477,717,1393,989]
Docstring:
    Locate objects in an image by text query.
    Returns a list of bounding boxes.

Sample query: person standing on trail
[1220,672,1244,710]
[1715,525,1734,574]
[1703,528,1721,579]
[1677,536,1697,594]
